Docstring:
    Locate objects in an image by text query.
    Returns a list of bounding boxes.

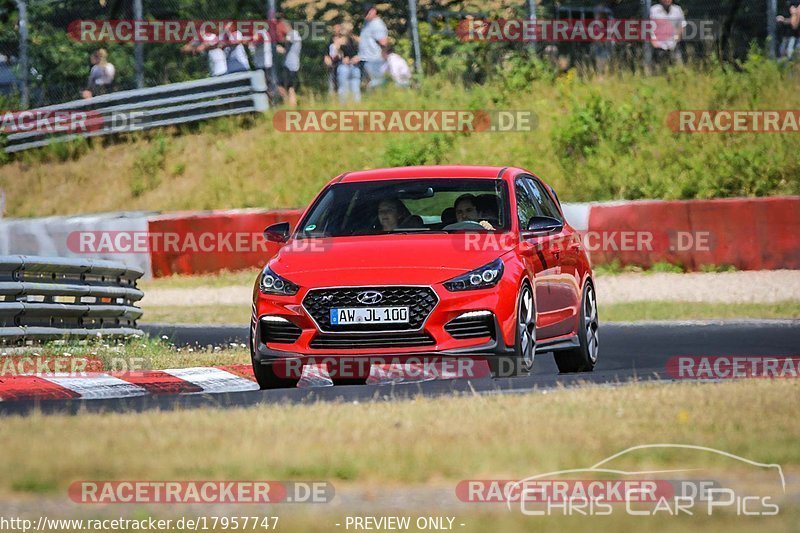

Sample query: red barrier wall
[588,197,800,270]
[148,209,303,277]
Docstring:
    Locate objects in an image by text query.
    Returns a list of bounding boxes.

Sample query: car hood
[270,234,512,286]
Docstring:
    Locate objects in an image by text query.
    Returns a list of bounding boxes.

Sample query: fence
[0,1,786,110]
[0,255,144,343]
[3,70,267,153]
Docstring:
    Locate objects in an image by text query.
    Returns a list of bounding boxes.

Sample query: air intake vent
[445,312,495,340]
[260,317,302,344]
[310,331,435,349]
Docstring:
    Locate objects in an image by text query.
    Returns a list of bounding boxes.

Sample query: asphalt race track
[0,320,797,416]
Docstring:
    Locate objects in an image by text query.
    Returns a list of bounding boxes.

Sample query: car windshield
[296,179,511,238]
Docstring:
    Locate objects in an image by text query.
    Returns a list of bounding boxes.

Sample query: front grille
[310,331,435,349]
[445,313,495,340]
[260,318,302,344]
[303,286,438,332]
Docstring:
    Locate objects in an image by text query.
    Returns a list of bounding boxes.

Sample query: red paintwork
[252,166,593,357]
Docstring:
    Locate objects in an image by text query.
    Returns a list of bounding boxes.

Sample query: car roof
[337,165,517,183]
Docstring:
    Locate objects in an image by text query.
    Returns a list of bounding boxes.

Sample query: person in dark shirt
[335,24,361,103]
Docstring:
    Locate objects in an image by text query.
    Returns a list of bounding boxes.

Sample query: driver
[453,194,495,230]
[377,198,412,231]
[454,194,479,222]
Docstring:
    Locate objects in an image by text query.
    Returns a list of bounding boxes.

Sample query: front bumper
[251,282,518,365]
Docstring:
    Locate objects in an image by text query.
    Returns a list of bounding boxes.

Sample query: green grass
[1,380,797,492]
[599,301,800,322]
[1,338,250,372]
[2,55,800,217]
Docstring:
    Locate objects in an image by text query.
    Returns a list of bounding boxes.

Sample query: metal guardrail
[3,70,268,154]
[0,255,144,343]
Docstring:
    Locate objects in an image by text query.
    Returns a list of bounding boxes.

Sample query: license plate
[330,307,410,325]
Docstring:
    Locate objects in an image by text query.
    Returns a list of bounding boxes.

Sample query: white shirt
[249,29,273,69]
[650,4,687,50]
[381,53,411,85]
[202,32,227,76]
[223,30,250,71]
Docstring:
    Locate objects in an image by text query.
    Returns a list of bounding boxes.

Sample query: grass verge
[1,380,797,494]
[1,338,250,371]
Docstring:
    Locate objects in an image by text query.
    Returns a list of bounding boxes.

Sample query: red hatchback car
[250,165,598,388]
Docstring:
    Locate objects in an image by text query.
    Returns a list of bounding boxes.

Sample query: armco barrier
[587,197,800,270]
[0,255,144,343]
[147,209,304,277]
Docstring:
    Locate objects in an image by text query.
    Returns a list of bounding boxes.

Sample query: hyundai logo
[356,291,384,305]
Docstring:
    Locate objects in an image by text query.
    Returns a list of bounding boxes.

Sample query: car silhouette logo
[356,291,384,305]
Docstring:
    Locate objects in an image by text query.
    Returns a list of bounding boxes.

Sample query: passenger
[475,194,499,223]
[377,198,411,231]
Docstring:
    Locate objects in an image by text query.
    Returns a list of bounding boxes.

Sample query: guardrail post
[251,70,269,112]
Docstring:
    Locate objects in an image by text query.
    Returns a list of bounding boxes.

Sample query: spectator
[650,0,687,69]
[220,22,250,74]
[591,1,615,77]
[381,45,411,88]
[324,24,343,95]
[777,1,800,60]
[358,3,388,89]
[336,25,361,103]
[277,20,301,107]
[250,23,278,105]
[182,30,227,77]
[82,49,115,99]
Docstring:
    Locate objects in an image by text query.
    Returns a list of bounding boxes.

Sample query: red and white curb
[0,361,491,402]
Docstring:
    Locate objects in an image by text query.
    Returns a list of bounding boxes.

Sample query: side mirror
[263,222,291,243]
[526,216,563,235]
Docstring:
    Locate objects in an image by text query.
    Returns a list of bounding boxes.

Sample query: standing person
[221,22,250,74]
[82,49,115,99]
[336,25,361,103]
[777,1,800,60]
[380,45,411,88]
[324,24,343,96]
[358,3,388,89]
[277,19,301,107]
[250,23,277,105]
[649,0,687,69]
[182,30,227,77]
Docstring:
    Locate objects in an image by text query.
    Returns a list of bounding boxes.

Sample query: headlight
[443,258,504,291]
[259,266,299,296]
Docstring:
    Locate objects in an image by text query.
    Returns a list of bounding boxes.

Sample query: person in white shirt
[358,4,389,89]
[83,48,115,98]
[250,26,277,104]
[220,23,250,74]
[650,0,687,67]
[380,45,411,88]
[182,31,227,77]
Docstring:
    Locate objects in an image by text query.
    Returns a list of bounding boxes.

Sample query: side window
[525,178,562,221]
[515,178,539,230]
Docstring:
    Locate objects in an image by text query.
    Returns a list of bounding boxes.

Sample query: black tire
[489,282,535,378]
[252,360,300,389]
[555,281,599,373]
